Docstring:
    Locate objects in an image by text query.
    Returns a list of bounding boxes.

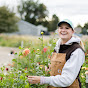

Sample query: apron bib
[47,52,79,88]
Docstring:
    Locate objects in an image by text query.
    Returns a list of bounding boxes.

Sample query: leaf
[12,59,17,62]
[19,46,22,49]
[18,63,21,65]
[15,52,17,55]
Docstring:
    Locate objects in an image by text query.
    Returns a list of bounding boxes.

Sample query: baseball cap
[58,19,74,30]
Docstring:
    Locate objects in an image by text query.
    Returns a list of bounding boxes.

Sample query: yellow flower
[37,49,40,51]
[40,67,42,70]
[39,65,44,69]
[81,67,86,70]
[41,32,44,35]
[81,73,83,76]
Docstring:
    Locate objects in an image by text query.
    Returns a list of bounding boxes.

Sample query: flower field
[0,34,88,88]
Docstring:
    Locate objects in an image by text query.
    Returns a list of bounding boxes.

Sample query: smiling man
[28,19,85,88]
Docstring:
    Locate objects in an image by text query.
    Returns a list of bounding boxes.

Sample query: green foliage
[81,28,87,35]
[0,6,19,33]
[83,22,88,29]
[81,22,88,34]
[76,24,82,29]
[18,0,60,31]
[0,34,87,87]
[48,14,59,31]
[0,34,53,47]
[18,0,48,25]
[0,34,57,87]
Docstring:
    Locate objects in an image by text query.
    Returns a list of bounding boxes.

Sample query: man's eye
[66,27,69,29]
[60,27,63,29]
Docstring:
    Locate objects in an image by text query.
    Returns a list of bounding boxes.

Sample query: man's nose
[61,28,66,31]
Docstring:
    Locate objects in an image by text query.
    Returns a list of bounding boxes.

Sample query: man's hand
[28,76,41,84]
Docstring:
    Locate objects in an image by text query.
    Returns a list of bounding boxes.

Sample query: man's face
[58,23,74,41]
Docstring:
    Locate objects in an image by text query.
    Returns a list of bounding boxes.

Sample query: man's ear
[72,29,75,33]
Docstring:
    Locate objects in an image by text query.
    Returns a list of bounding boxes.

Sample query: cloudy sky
[0,0,88,27]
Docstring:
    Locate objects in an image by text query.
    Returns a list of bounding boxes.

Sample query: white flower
[4,72,7,75]
[18,70,22,74]
[36,55,40,57]
[85,71,88,75]
[81,75,85,78]
[48,43,52,46]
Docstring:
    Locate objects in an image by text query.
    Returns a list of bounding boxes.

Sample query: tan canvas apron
[47,52,79,88]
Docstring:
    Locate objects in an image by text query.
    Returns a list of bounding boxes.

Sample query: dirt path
[0,46,19,68]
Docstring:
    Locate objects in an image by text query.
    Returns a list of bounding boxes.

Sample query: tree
[83,22,88,29]
[81,22,88,34]
[18,0,48,25]
[0,6,19,33]
[76,24,82,28]
[81,28,87,35]
[48,14,59,31]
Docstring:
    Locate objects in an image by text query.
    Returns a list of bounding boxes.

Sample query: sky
[0,0,88,27]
